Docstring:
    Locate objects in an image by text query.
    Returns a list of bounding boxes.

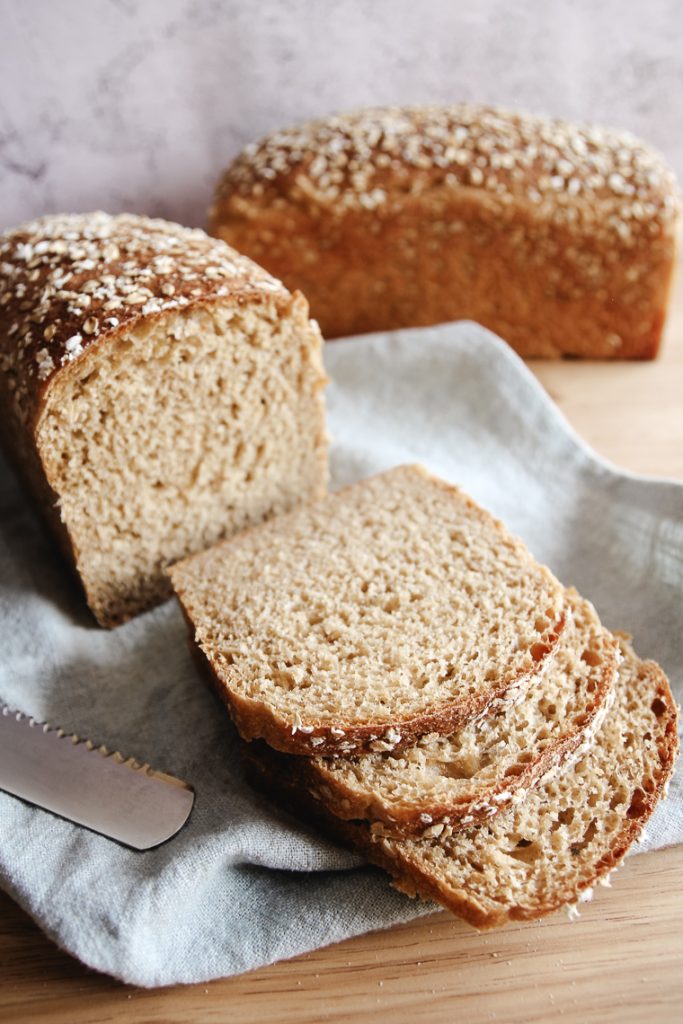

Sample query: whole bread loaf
[170,464,566,755]
[245,635,679,929]
[0,212,328,627]
[210,104,681,358]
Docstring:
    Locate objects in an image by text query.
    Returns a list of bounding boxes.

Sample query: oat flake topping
[216,104,680,237]
[0,212,287,423]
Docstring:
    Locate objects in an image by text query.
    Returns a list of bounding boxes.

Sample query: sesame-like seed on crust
[0,211,289,425]
[214,104,680,246]
[35,348,54,381]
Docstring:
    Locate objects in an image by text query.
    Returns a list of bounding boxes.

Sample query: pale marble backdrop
[0,0,681,232]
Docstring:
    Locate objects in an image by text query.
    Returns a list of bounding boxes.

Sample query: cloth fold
[1,321,681,986]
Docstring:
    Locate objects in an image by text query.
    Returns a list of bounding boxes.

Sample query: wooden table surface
[2,280,683,1024]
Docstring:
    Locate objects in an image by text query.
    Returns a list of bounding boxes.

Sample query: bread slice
[244,630,679,929]
[254,589,618,837]
[170,465,566,755]
[245,635,679,929]
[0,212,328,626]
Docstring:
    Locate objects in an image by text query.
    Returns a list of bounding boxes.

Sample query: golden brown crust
[0,212,289,430]
[245,754,512,929]
[213,105,679,220]
[210,105,681,359]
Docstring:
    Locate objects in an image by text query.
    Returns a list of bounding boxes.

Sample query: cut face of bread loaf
[211,105,681,359]
[170,465,565,755]
[269,589,618,837]
[0,213,328,627]
[245,636,679,929]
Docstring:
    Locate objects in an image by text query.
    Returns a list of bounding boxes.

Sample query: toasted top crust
[213,104,680,239]
[0,212,289,427]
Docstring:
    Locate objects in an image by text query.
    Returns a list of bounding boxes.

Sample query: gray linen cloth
[0,322,681,986]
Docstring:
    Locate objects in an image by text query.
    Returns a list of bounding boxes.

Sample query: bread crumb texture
[302,589,619,835]
[366,636,679,927]
[170,465,565,752]
[245,634,679,929]
[0,212,328,626]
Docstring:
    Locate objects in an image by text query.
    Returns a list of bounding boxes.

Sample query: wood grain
[1,274,682,1024]
[531,274,683,480]
[1,847,682,1024]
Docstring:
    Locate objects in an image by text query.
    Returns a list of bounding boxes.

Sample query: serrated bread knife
[0,704,195,850]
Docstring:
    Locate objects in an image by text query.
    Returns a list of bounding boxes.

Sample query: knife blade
[0,704,195,850]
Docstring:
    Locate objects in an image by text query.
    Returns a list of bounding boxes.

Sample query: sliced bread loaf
[254,589,619,837]
[246,635,678,929]
[169,465,566,755]
[0,212,328,626]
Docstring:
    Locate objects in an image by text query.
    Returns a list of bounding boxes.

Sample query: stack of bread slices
[170,464,678,929]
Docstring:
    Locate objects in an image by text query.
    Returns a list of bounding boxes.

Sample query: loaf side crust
[211,105,681,357]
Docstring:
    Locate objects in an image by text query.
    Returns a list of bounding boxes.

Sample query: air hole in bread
[570,817,598,854]
[651,697,667,717]
[530,642,551,662]
[506,839,540,864]
[626,787,648,819]
[438,754,481,780]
